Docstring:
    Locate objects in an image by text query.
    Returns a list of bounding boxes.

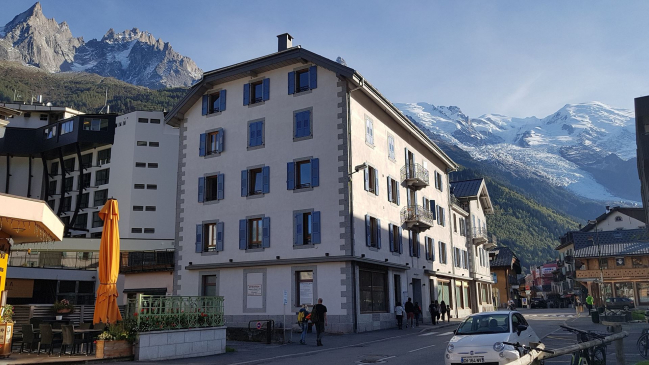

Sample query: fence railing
[8,250,98,270]
[471,226,488,240]
[120,250,174,273]
[400,163,430,185]
[126,295,224,331]
[400,205,435,227]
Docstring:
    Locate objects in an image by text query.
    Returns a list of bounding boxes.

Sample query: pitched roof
[581,207,646,231]
[570,229,649,250]
[450,179,483,198]
[488,246,519,268]
[575,241,649,258]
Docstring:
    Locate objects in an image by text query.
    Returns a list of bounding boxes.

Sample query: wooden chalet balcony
[400,205,434,232]
[400,163,429,190]
[576,267,649,280]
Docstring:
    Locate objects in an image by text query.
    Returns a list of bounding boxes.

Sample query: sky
[3,0,649,118]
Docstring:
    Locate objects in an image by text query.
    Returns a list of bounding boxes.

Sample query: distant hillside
[0,60,186,113]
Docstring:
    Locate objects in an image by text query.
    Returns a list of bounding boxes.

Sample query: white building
[166,34,494,332]
[0,107,177,305]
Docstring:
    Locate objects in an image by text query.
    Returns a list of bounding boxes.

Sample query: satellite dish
[46,102,52,106]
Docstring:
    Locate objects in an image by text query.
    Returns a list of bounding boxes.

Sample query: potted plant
[52,299,74,314]
[95,321,135,359]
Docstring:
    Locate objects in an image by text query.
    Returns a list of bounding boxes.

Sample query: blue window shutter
[388,223,394,252]
[217,129,224,153]
[425,237,429,260]
[398,227,403,254]
[387,177,393,203]
[431,238,435,261]
[195,224,203,253]
[376,219,381,249]
[256,122,263,146]
[288,71,295,94]
[295,113,302,138]
[303,111,311,136]
[199,133,206,157]
[431,200,437,220]
[365,215,371,247]
[396,185,400,205]
[241,170,248,197]
[262,217,270,248]
[311,158,319,187]
[239,219,247,250]
[294,213,302,246]
[404,148,409,178]
[198,177,205,203]
[220,89,227,111]
[309,66,317,89]
[248,123,255,147]
[312,211,321,244]
[243,83,250,106]
[216,222,224,251]
[262,78,270,101]
[287,162,295,190]
[416,234,421,257]
[408,231,413,257]
[217,174,224,200]
[262,166,270,193]
[364,167,369,191]
[202,95,208,115]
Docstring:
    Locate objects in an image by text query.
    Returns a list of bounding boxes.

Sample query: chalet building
[488,246,521,308]
[165,34,495,332]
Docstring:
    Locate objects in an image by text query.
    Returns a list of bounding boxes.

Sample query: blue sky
[3,1,649,117]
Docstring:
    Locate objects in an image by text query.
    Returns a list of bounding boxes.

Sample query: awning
[0,193,64,244]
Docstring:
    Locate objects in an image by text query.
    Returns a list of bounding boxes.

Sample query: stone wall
[135,326,226,361]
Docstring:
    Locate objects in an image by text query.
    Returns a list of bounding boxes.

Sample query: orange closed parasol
[93,199,123,324]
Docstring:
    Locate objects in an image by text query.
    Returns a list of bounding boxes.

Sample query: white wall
[583,210,645,231]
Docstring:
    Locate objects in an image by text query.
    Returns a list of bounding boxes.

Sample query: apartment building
[0,108,177,305]
[166,34,494,332]
[489,246,522,308]
[635,95,649,227]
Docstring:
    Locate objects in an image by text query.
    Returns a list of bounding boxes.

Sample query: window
[288,66,317,94]
[638,282,649,305]
[459,218,466,236]
[616,257,625,266]
[80,154,92,169]
[145,206,156,211]
[437,205,445,226]
[365,215,381,248]
[364,165,379,195]
[148,163,158,168]
[48,180,57,194]
[287,158,319,190]
[294,211,321,245]
[135,162,146,168]
[79,193,89,209]
[196,222,224,252]
[44,125,57,139]
[614,282,635,302]
[134,184,144,189]
[439,241,447,264]
[149,142,159,147]
[409,231,420,257]
[241,166,269,197]
[50,162,59,176]
[133,206,144,211]
[80,173,91,189]
[90,232,101,238]
[296,271,314,306]
[200,129,224,156]
[40,113,48,121]
[599,258,608,269]
[60,120,73,135]
[62,196,72,212]
[454,248,461,268]
[143,228,155,234]
[64,158,75,172]
[201,90,227,115]
[92,212,103,228]
[453,214,457,232]
[246,218,263,249]
[138,118,148,123]
[64,177,74,192]
[294,110,312,139]
[137,141,147,146]
[82,118,109,131]
[146,184,157,190]
[425,237,434,261]
[199,174,224,202]
[633,257,645,268]
[463,250,469,269]
[388,224,402,253]
[73,213,88,230]
[387,135,395,160]
[247,120,264,148]
[94,189,108,207]
[387,177,400,204]
[250,80,264,104]
[365,116,374,145]
[239,217,270,250]
[97,148,111,165]
[202,275,217,296]
[131,228,143,234]
[359,270,388,313]
[150,118,161,124]
[95,169,109,186]
[434,171,444,191]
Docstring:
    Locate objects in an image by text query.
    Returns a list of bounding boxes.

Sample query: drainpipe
[348,77,363,333]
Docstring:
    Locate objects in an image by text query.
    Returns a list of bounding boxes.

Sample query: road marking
[409,344,436,352]
[438,331,454,336]
[419,332,438,336]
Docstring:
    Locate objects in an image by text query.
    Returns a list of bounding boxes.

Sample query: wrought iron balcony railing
[401,205,435,231]
[400,163,429,189]
[126,295,224,330]
[120,250,174,273]
[471,226,488,243]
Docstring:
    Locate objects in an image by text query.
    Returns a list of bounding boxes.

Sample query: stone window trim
[365,163,379,197]
[293,208,314,248]
[204,88,225,118]
[291,265,318,311]
[202,127,224,159]
[202,171,222,206]
[245,213,267,252]
[243,268,267,313]
[293,107,314,142]
[292,155,315,193]
[200,218,221,255]
[387,175,400,206]
[387,133,396,162]
[198,270,220,296]
[246,76,268,108]
[247,118,265,151]
[245,164,267,200]
[291,64,314,97]
[364,114,375,148]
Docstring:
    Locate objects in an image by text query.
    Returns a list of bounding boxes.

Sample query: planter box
[135,326,226,361]
[96,340,133,359]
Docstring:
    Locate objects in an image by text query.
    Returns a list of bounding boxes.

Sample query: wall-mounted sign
[247,284,262,296]
[6,279,34,298]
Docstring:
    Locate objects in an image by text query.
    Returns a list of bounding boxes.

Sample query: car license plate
[461,356,484,363]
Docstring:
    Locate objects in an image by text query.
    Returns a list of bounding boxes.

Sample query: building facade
[489,246,521,308]
[167,35,494,332]
[635,95,649,227]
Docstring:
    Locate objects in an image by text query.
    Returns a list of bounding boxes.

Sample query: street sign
[283,290,288,305]
[256,322,262,330]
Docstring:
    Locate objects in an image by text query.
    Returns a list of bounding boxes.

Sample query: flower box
[56,309,72,314]
[95,340,133,359]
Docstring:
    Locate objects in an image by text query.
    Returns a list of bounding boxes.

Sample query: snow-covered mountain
[0,3,201,89]
[396,101,640,204]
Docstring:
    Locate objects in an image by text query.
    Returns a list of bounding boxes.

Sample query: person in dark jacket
[429,300,439,325]
[404,298,414,328]
[413,302,422,326]
[440,301,447,322]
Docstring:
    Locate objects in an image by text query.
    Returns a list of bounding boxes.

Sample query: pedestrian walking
[312,298,327,346]
[446,304,452,322]
[395,302,405,329]
[414,302,422,327]
[429,300,439,325]
[440,300,447,322]
[585,295,594,313]
[297,304,309,344]
[575,297,582,314]
[404,298,414,328]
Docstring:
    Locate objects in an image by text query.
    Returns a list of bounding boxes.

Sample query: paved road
[124,308,591,365]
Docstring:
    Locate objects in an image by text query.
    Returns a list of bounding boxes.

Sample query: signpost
[283,290,288,344]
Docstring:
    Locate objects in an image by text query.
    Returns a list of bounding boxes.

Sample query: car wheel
[624,306,629,311]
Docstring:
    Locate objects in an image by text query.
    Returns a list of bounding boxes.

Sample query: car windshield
[456,313,510,335]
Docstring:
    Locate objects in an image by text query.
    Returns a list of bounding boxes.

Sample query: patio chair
[38,324,60,356]
[59,325,82,356]
[78,322,91,330]
[93,322,106,331]
[20,325,40,354]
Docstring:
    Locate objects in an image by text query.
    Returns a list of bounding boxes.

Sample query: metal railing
[126,295,225,331]
[120,250,174,273]
[471,226,488,240]
[8,250,98,270]
[400,163,429,185]
[400,205,435,227]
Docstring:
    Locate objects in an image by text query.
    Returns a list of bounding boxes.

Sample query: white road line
[438,331,454,336]
[419,332,438,336]
[409,344,436,353]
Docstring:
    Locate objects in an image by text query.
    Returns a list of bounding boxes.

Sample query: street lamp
[587,220,605,308]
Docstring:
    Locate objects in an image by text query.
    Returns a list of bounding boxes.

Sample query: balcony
[400,205,435,232]
[400,163,429,190]
[471,226,488,244]
[564,255,574,264]
[120,250,174,273]
[485,233,497,249]
[576,267,649,280]
[9,250,98,270]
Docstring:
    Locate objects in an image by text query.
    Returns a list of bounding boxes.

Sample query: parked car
[445,311,541,365]
[605,297,635,310]
[530,298,547,309]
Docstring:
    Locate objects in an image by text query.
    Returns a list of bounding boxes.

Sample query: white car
[445,311,540,365]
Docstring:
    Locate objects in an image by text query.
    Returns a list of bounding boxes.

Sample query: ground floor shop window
[202,275,217,296]
[463,282,469,308]
[360,270,388,313]
[614,282,635,302]
[438,280,451,305]
[638,282,649,305]
[455,282,462,309]
[296,271,314,306]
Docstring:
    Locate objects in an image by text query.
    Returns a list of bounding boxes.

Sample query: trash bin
[591,310,600,324]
